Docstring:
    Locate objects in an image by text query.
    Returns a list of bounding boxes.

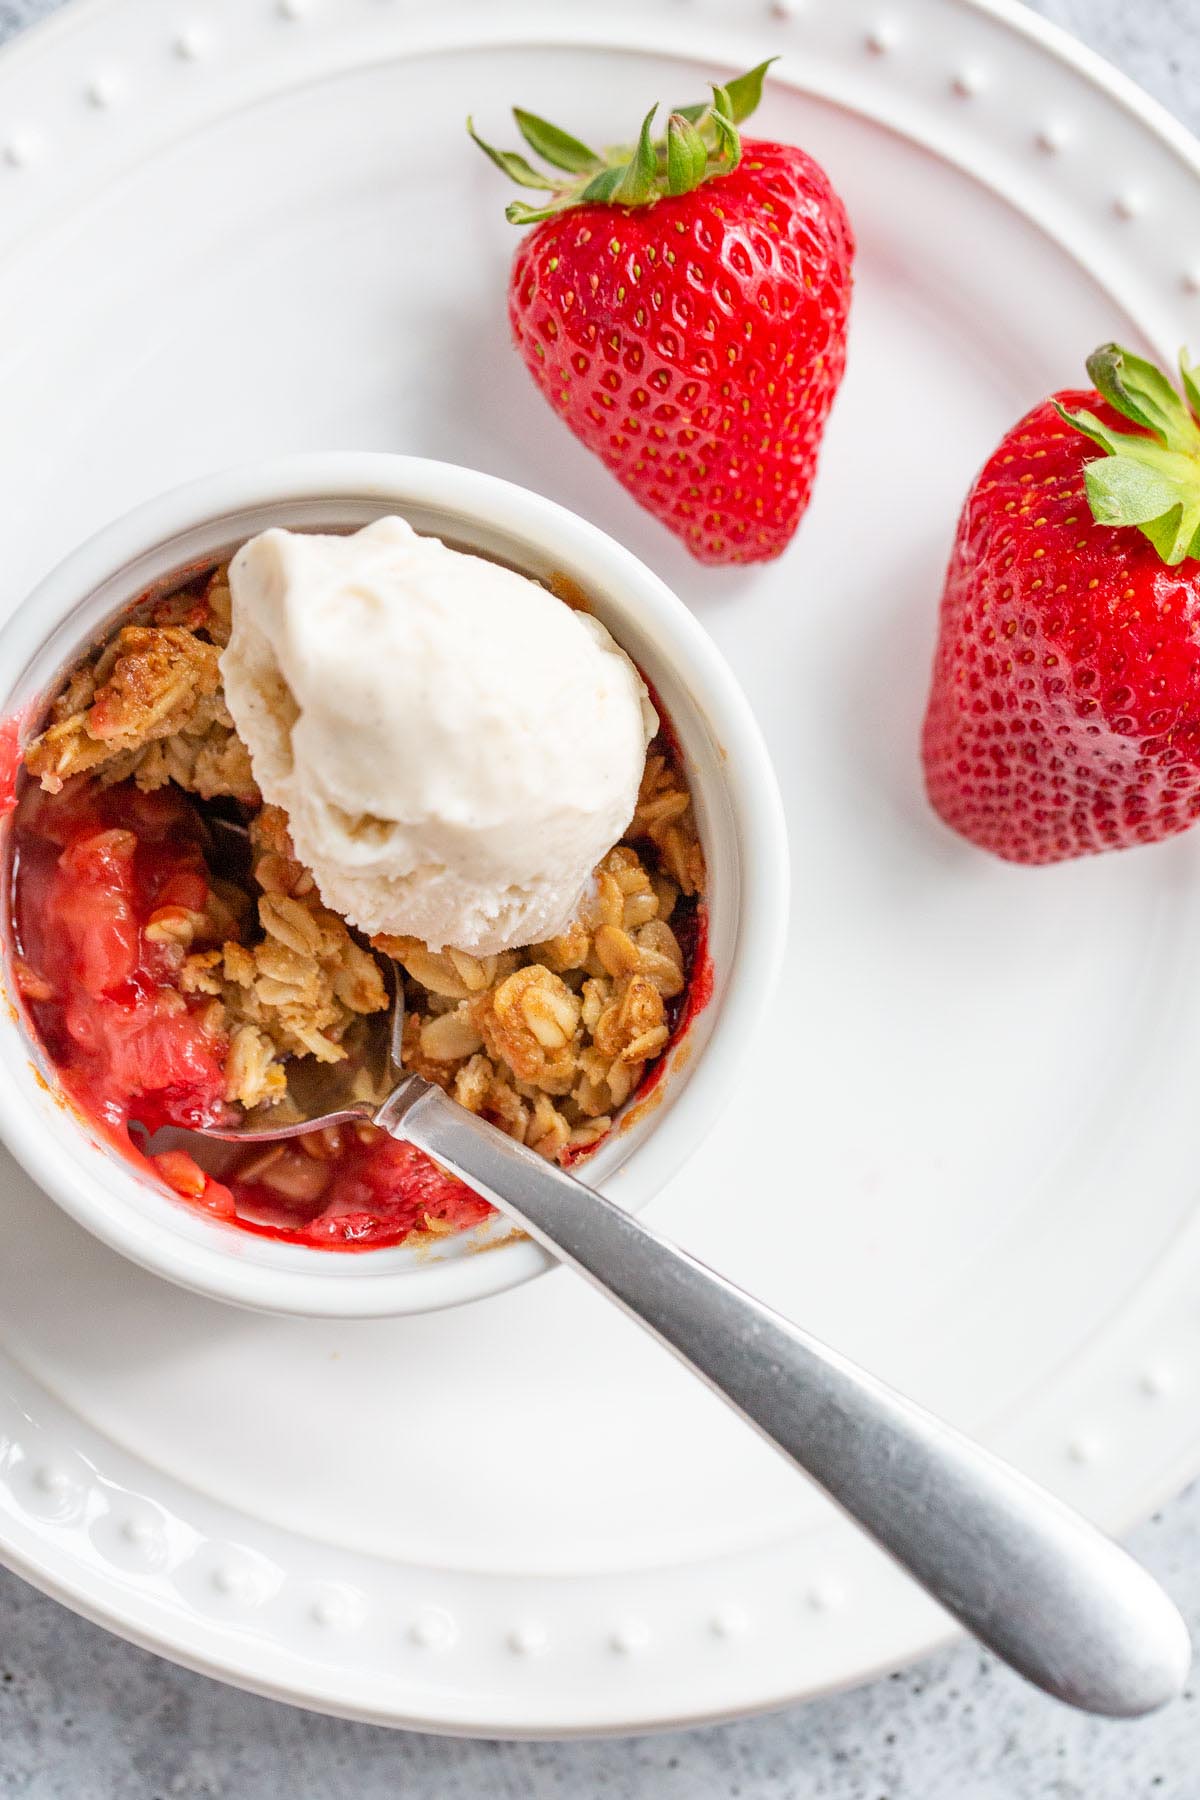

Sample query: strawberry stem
[469,57,777,224]
[1057,344,1200,565]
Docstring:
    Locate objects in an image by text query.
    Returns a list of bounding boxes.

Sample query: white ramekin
[0,455,787,1318]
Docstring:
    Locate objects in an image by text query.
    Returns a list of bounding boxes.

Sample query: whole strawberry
[922,345,1200,864]
[469,62,853,565]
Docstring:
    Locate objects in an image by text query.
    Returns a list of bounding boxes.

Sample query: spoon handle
[388,1078,1191,1715]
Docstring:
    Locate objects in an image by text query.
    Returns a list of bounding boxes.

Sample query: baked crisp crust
[25,572,256,802]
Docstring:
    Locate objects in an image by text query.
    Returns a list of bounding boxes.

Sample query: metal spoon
[196,963,1191,1716]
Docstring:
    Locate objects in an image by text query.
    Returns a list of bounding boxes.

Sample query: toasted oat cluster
[383,819,698,1161]
[25,572,256,802]
[179,804,390,1108]
[22,565,705,1166]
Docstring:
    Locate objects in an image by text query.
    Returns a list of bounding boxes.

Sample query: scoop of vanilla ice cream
[220,516,658,956]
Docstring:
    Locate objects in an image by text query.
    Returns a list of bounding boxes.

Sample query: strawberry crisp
[9,562,708,1249]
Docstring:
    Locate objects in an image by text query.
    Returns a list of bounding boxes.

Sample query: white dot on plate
[120,1516,160,1551]
[951,67,984,98]
[709,1606,749,1640]
[211,1564,265,1604]
[507,1621,549,1657]
[865,23,899,54]
[1182,268,1200,295]
[1113,192,1143,221]
[1139,1364,1174,1399]
[85,70,125,110]
[174,24,209,61]
[4,131,42,168]
[610,1620,652,1655]
[277,0,310,17]
[768,0,801,15]
[1068,1433,1101,1466]
[32,1464,69,1495]
[310,1588,365,1631]
[805,1580,845,1615]
[409,1608,457,1652]
[1036,122,1068,154]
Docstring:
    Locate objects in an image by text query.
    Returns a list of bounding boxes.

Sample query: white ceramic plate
[1,0,1200,1738]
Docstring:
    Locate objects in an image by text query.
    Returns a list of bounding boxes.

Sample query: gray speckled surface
[1,1,1198,1793]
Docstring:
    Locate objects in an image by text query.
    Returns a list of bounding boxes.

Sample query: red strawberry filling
[13,782,230,1135]
[11,780,489,1247]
